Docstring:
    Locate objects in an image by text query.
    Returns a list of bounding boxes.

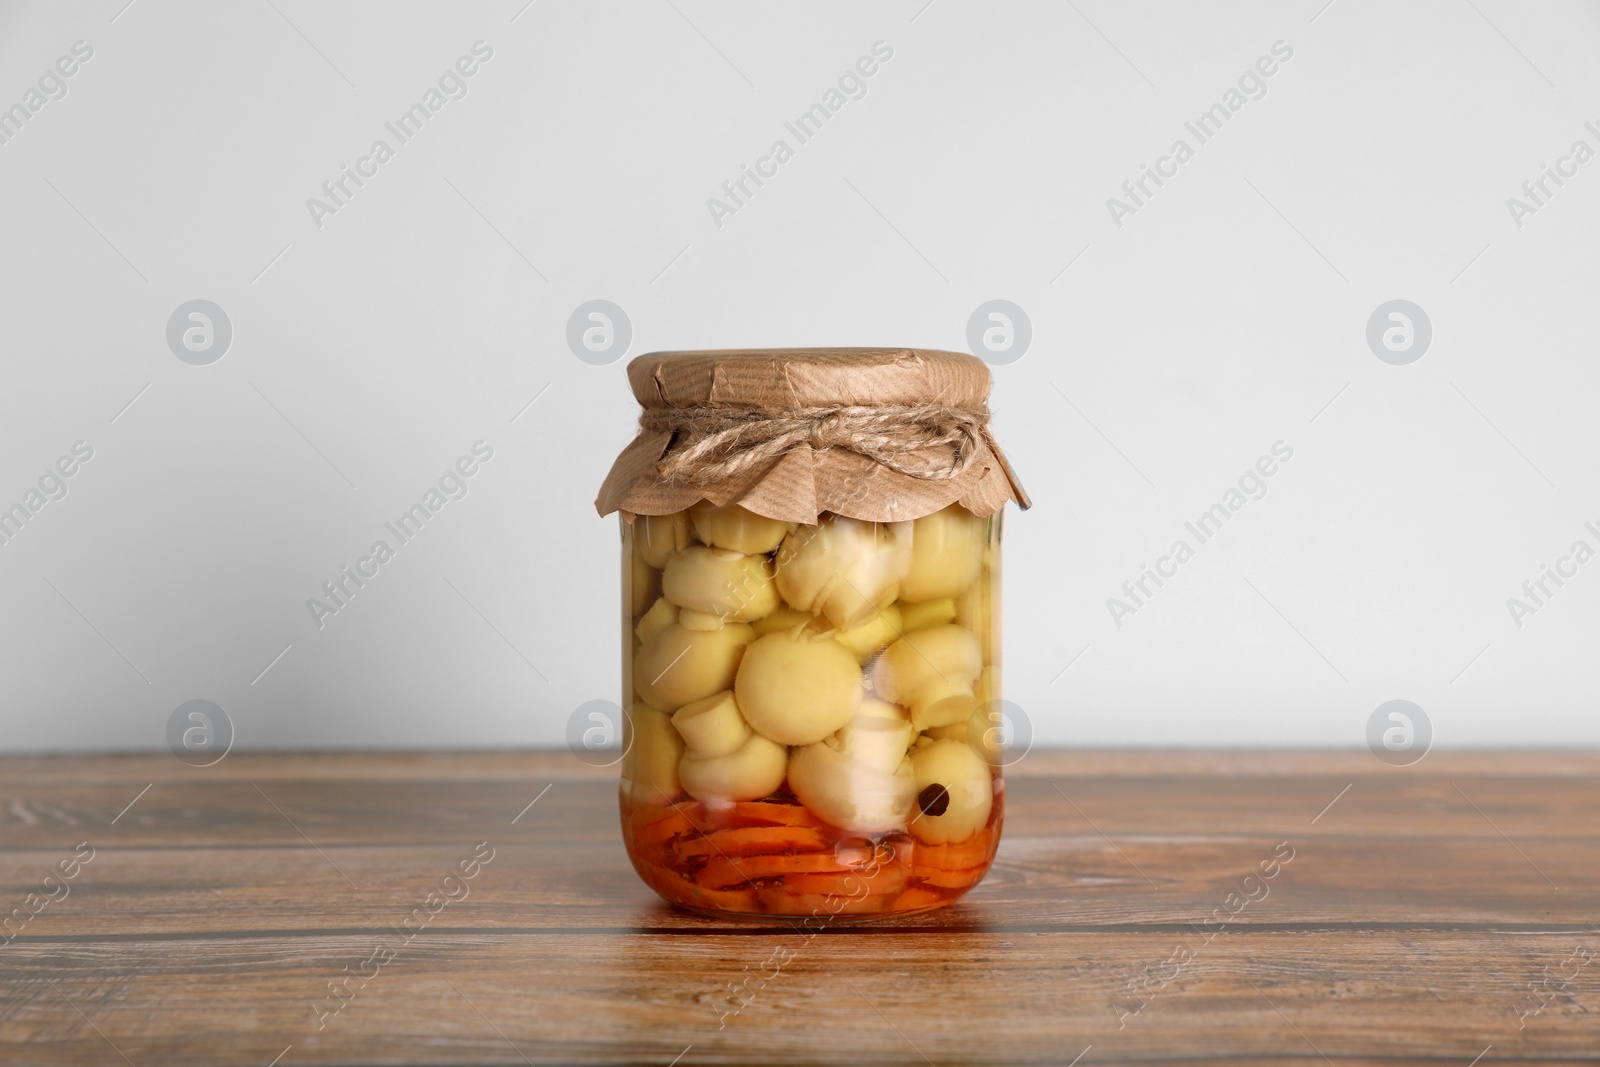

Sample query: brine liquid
[620,504,1004,919]
[621,785,1003,919]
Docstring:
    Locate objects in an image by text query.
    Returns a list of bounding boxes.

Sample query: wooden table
[1,750,1596,1065]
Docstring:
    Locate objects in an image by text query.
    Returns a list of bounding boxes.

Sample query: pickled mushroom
[734,628,863,746]
[750,605,816,637]
[899,598,955,632]
[788,741,915,832]
[677,608,728,631]
[872,624,983,730]
[671,690,752,758]
[678,733,787,803]
[966,667,1006,765]
[954,579,997,665]
[622,702,684,803]
[899,504,985,603]
[909,739,992,844]
[635,511,694,569]
[775,515,910,630]
[629,550,659,618]
[662,545,778,622]
[831,604,903,662]
[635,597,678,645]
[834,699,915,773]
[634,620,755,712]
[690,503,792,555]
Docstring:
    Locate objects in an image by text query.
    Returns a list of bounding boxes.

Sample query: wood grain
[1,750,1596,1065]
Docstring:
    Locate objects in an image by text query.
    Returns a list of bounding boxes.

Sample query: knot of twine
[641,403,988,486]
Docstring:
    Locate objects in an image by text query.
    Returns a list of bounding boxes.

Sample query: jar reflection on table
[619,501,1004,920]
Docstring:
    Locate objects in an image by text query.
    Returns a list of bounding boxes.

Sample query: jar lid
[596,347,1029,524]
[626,347,993,412]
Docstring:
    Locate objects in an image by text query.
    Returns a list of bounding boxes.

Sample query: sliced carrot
[699,852,849,890]
[759,887,890,916]
[679,802,728,834]
[911,829,994,871]
[831,837,901,870]
[913,863,987,890]
[778,871,864,894]
[676,880,761,914]
[674,825,830,861]
[626,805,695,852]
[784,862,909,898]
[624,795,681,825]
[889,884,948,912]
[629,855,759,913]
[779,868,893,894]
[629,854,692,900]
[689,799,824,832]
[741,799,823,824]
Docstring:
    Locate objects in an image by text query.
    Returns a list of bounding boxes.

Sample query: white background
[3,0,1597,752]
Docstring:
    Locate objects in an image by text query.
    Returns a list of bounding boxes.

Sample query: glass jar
[597,348,1027,920]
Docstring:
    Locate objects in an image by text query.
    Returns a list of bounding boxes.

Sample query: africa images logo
[305,41,494,229]
[705,40,894,228]
[1105,40,1294,228]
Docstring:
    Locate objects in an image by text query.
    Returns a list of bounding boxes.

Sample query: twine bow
[641,403,988,487]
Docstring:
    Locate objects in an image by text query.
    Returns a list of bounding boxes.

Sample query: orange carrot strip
[826,830,913,868]
[690,800,824,832]
[698,852,849,890]
[737,801,825,826]
[889,884,948,912]
[758,887,889,916]
[630,855,759,913]
[675,825,830,861]
[783,863,909,898]
[911,830,994,871]
[913,863,987,890]
[625,794,680,823]
[627,805,695,852]
[780,871,877,895]
[629,854,692,900]
[677,880,761,914]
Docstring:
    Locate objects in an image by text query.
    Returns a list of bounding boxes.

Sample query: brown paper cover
[594,348,1029,524]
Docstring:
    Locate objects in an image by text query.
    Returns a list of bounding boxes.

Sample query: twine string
[640,403,987,486]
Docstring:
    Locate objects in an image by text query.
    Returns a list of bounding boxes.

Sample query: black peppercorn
[917,783,950,817]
